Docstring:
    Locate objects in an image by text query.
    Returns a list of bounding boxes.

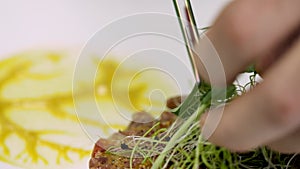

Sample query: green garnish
[108,68,299,169]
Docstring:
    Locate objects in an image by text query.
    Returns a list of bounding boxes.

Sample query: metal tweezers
[173,0,201,83]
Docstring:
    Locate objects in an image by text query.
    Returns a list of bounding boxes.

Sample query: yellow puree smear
[0,51,178,169]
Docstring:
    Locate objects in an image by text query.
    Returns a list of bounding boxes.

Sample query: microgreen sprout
[107,68,299,169]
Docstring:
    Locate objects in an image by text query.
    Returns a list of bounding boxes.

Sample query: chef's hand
[199,0,300,153]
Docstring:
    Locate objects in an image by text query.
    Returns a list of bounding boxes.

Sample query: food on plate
[89,110,177,169]
[90,70,300,169]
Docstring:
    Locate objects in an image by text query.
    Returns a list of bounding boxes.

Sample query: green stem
[151,104,207,169]
[193,134,203,169]
[130,122,161,169]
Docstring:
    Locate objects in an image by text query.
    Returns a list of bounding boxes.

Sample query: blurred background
[1,0,230,56]
[0,0,231,169]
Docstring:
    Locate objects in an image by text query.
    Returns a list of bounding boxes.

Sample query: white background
[0,0,231,168]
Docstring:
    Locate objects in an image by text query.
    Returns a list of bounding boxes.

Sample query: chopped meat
[119,112,157,137]
[160,111,177,128]
[166,96,186,109]
[90,149,152,169]
[89,111,177,169]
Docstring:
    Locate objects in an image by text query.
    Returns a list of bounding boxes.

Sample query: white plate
[0,1,230,168]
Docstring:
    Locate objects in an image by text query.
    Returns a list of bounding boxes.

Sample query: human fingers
[200,36,300,152]
[266,127,300,154]
[196,0,300,84]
